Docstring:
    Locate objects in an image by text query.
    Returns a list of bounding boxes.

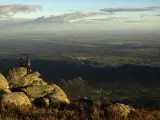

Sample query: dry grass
[0,102,160,120]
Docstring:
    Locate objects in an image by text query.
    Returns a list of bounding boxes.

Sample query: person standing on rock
[19,55,32,73]
[25,55,32,74]
[19,57,25,67]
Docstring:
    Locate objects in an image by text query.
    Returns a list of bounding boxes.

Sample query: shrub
[60,77,92,100]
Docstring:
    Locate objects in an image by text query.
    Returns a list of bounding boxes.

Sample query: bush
[60,77,93,100]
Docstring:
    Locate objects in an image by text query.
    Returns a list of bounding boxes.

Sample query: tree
[60,77,92,100]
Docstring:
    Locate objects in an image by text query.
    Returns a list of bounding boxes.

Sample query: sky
[0,0,160,33]
[1,0,160,18]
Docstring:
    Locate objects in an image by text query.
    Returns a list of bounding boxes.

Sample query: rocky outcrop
[5,67,27,88]
[21,84,70,105]
[6,67,27,82]
[0,67,71,108]
[10,72,47,88]
[45,84,70,106]
[0,73,9,89]
[106,103,135,119]
[0,92,32,110]
[5,67,47,88]
[21,84,55,101]
[0,73,11,95]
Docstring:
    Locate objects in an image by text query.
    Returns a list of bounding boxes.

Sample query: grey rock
[1,92,32,110]
[5,67,45,88]
[45,84,70,106]
[21,84,55,101]
[21,84,70,106]
[6,67,27,82]
[106,103,135,119]
[0,73,9,89]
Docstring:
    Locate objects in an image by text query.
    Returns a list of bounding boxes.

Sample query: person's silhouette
[19,56,32,73]
[25,56,32,73]
[19,57,25,67]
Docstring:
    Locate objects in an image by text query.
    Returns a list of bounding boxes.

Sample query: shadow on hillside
[1,58,160,109]
[0,58,160,87]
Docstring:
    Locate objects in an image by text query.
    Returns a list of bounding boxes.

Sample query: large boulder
[10,72,46,88]
[5,67,47,88]
[21,84,70,106]
[106,103,135,119]
[45,84,70,106]
[0,73,9,89]
[0,73,11,95]
[4,67,70,108]
[0,92,32,110]
[21,84,56,101]
[6,67,27,81]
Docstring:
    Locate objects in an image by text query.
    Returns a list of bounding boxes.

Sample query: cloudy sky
[0,0,160,32]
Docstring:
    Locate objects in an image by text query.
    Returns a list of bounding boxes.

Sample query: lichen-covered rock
[21,84,55,101]
[9,72,44,88]
[21,84,70,106]
[3,67,70,108]
[32,80,48,86]
[0,73,9,89]
[5,67,45,88]
[40,81,48,86]
[106,103,135,119]
[31,81,42,86]
[0,92,32,110]
[45,84,70,106]
[6,67,27,82]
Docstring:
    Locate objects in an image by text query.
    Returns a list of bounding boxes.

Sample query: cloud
[140,15,149,17]
[0,4,41,19]
[124,20,150,23]
[100,6,160,12]
[68,18,80,23]
[90,17,128,21]
[155,13,160,16]
[34,11,107,23]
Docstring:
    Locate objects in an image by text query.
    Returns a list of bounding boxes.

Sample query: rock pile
[0,67,135,119]
[0,67,70,110]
